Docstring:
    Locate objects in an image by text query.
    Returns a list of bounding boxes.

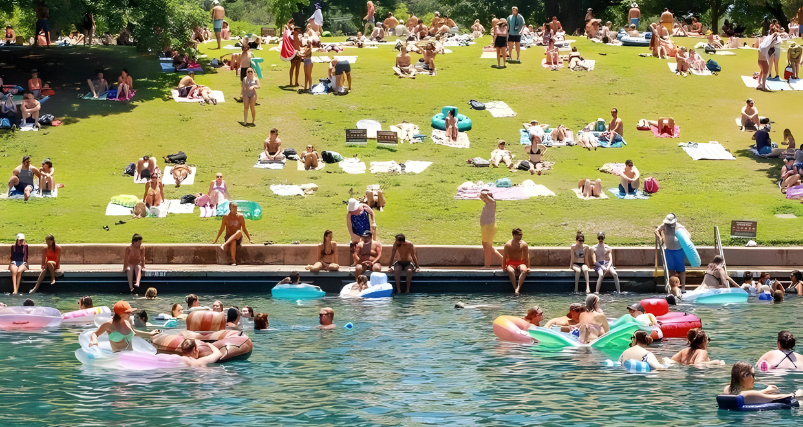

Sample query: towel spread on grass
[541,58,564,69]
[680,142,735,160]
[297,160,326,171]
[667,62,712,76]
[608,188,651,200]
[82,89,137,101]
[402,160,433,174]
[454,181,553,200]
[333,56,358,63]
[484,101,517,118]
[1,184,58,199]
[741,75,794,91]
[789,79,803,90]
[715,51,737,56]
[520,180,556,197]
[160,62,203,73]
[18,122,39,132]
[170,89,225,103]
[600,163,626,176]
[270,184,305,197]
[650,125,680,138]
[338,158,366,174]
[166,200,195,214]
[370,161,402,173]
[570,59,596,71]
[480,52,497,59]
[389,122,420,142]
[572,188,609,200]
[432,129,470,148]
[105,202,133,216]
[162,166,197,186]
[254,160,286,170]
[312,56,331,63]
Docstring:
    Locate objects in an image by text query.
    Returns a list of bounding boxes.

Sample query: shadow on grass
[733,148,785,181]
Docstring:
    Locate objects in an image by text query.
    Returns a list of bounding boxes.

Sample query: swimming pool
[1,292,801,425]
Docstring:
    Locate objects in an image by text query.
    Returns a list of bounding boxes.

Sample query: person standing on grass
[787,42,801,80]
[506,7,525,62]
[34,2,50,46]
[480,189,503,268]
[82,12,95,46]
[493,20,508,68]
[241,68,259,126]
[124,234,145,292]
[388,234,419,293]
[655,213,689,292]
[214,202,252,266]
[628,3,640,27]
[211,0,225,50]
[289,27,303,87]
[364,1,375,35]
[502,228,530,295]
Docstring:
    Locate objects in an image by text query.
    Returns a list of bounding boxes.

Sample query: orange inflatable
[492,315,535,344]
[151,330,252,362]
[185,310,226,332]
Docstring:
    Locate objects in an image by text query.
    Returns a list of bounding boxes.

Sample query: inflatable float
[676,229,701,267]
[280,29,296,61]
[620,36,650,46]
[216,200,262,220]
[0,306,62,330]
[74,328,158,367]
[493,316,535,344]
[61,306,111,324]
[609,313,664,339]
[152,330,253,362]
[185,310,226,332]
[527,322,643,350]
[639,298,702,339]
[431,106,472,132]
[604,358,652,373]
[272,283,326,300]
[717,395,799,411]
[340,273,394,298]
[683,287,749,304]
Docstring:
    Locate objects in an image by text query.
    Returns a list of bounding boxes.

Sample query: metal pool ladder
[714,226,726,274]
[654,236,670,294]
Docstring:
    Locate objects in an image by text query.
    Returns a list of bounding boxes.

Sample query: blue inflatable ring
[431,106,472,132]
[717,394,799,411]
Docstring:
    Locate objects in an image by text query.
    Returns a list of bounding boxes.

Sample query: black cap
[627,303,645,312]
[361,230,372,237]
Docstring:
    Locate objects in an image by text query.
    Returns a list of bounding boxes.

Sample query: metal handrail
[655,235,670,294]
[714,226,727,274]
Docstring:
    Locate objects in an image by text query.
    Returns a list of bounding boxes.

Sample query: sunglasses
[743,372,755,378]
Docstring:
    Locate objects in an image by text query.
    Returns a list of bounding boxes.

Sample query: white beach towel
[520,180,555,198]
[312,56,331,63]
[254,161,286,170]
[167,200,195,214]
[484,101,517,118]
[162,166,197,186]
[432,129,470,148]
[402,160,433,174]
[297,160,325,171]
[572,188,609,200]
[333,56,358,63]
[339,158,367,174]
[680,142,736,160]
[270,184,305,196]
[105,202,133,216]
[370,161,401,174]
[480,52,497,59]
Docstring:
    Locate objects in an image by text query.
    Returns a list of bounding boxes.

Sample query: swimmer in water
[619,330,663,370]
[723,362,803,402]
[576,299,609,343]
[755,331,803,371]
[88,301,157,352]
[544,302,584,328]
[668,328,724,366]
[523,306,543,326]
[180,339,224,367]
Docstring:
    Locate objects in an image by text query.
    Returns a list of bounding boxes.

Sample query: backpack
[594,118,607,132]
[166,151,187,164]
[468,100,486,110]
[706,59,721,72]
[495,178,512,188]
[471,157,489,167]
[38,114,55,125]
[517,160,530,171]
[643,177,659,194]
[704,45,716,54]
[37,31,47,46]
[124,162,136,176]
[283,148,297,159]
[180,194,196,204]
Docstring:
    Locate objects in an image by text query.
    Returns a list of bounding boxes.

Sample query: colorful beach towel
[432,129,470,148]
[572,188,609,200]
[609,188,651,200]
[650,125,680,138]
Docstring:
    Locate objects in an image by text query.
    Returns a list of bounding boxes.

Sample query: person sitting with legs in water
[87,70,109,99]
[31,233,60,293]
[306,230,340,272]
[124,233,145,291]
[723,361,803,401]
[699,255,739,290]
[214,202,252,266]
[570,232,591,293]
[261,128,286,161]
[7,155,40,201]
[592,232,620,293]
[756,331,803,371]
[388,233,419,293]
[669,328,724,366]
[502,228,530,295]
[353,230,382,278]
[302,144,320,170]
[9,233,28,295]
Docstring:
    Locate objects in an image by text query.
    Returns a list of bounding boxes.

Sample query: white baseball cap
[16,233,25,240]
[347,198,360,212]
[213,0,219,4]
[663,213,677,225]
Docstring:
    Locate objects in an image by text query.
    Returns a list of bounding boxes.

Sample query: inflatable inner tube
[186,310,227,332]
[676,229,701,267]
[639,298,669,316]
[152,330,243,354]
[620,36,650,47]
[717,395,799,411]
[656,312,702,338]
[684,288,749,304]
[272,284,326,300]
[493,315,534,344]
[62,306,111,324]
[431,106,472,132]
[0,306,62,329]
[75,328,157,367]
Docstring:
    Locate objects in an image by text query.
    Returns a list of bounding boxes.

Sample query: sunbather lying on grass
[579,178,602,197]
[171,164,192,188]
[638,118,675,135]
[136,156,157,180]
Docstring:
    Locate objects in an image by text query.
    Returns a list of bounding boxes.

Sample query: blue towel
[520,129,531,145]
[608,188,651,200]
[159,62,203,73]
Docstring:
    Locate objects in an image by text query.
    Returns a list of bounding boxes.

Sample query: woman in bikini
[675,46,690,76]
[724,361,803,402]
[756,331,803,371]
[28,70,42,99]
[306,230,340,272]
[670,328,724,366]
[170,163,192,188]
[31,234,60,293]
[569,231,591,293]
[699,255,739,289]
[207,173,230,208]
[619,330,663,370]
[302,144,320,170]
[524,137,548,175]
[117,69,133,100]
[578,178,602,197]
[576,301,609,344]
[241,68,259,125]
[143,173,165,207]
[445,109,458,142]
[89,300,156,352]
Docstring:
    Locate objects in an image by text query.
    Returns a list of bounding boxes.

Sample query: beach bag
[594,118,606,132]
[38,114,54,125]
[180,194,196,204]
[166,151,187,164]
[471,157,489,167]
[706,59,721,72]
[37,31,47,46]
[495,178,512,188]
[468,100,485,110]
[283,148,297,158]
[643,177,659,194]
[194,194,211,206]
[785,66,793,80]
[517,160,531,171]
[124,162,136,176]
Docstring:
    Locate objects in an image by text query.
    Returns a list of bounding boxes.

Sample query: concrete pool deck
[2,244,801,294]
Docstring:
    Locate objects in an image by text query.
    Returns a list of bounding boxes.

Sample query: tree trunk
[710,0,720,35]
[764,1,788,30]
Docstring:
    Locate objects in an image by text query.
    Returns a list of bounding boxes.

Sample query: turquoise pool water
[1,292,802,425]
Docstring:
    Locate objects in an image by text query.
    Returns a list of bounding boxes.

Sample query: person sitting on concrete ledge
[592,232,620,293]
[317,307,336,329]
[214,201,252,265]
[306,230,340,272]
[502,228,530,295]
[124,233,145,292]
[354,230,382,278]
[388,233,419,293]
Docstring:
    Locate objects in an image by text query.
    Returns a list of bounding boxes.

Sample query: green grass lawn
[1,37,801,247]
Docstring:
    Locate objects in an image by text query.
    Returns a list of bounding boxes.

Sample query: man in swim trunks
[387,234,419,293]
[506,7,525,62]
[123,233,145,292]
[317,307,336,330]
[545,303,584,328]
[655,213,689,291]
[262,128,285,161]
[502,228,530,295]
[170,164,192,188]
[660,8,673,34]
[211,0,225,50]
[619,159,640,194]
[7,155,41,201]
[177,71,196,98]
[214,202,252,266]
[87,70,109,99]
[354,230,382,278]
[180,338,223,367]
[592,232,620,293]
[608,107,624,141]
[741,98,759,130]
[20,93,41,128]
[628,3,640,27]
[406,13,419,32]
